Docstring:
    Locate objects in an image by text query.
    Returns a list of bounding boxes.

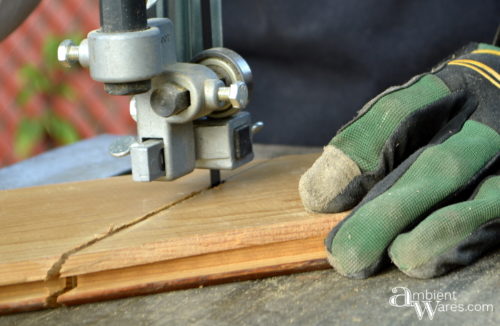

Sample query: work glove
[299,43,500,279]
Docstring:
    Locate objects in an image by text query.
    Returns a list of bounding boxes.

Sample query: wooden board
[0,279,67,314]
[0,169,211,286]
[57,237,331,306]
[0,237,333,313]
[0,154,347,313]
[60,154,342,277]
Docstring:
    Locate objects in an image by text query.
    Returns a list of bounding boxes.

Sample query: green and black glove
[299,43,500,279]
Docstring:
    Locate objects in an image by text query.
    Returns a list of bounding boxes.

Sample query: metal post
[163,0,223,62]
[100,0,147,32]
[99,0,151,95]
[209,0,223,47]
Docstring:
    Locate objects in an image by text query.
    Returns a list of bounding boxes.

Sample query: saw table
[0,136,498,326]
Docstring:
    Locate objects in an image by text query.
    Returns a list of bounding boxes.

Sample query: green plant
[14,34,82,159]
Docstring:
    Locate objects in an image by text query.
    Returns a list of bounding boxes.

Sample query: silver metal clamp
[58,4,262,183]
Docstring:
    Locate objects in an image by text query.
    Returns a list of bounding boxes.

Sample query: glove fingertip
[325,222,388,279]
[325,247,385,279]
[299,145,361,213]
[389,218,500,279]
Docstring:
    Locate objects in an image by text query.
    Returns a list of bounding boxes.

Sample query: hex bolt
[217,81,248,109]
[150,83,190,117]
[57,39,81,68]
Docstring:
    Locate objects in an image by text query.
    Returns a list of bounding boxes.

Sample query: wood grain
[58,237,332,306]
[0,153,348,313]
[60,154,343,277]
[0,278,66,313]
[0,170,211,286]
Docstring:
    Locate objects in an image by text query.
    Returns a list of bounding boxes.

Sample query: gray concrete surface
[0,138,498,325]
[0,135,131,190]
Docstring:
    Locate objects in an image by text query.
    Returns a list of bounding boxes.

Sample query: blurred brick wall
[0,0,135,167]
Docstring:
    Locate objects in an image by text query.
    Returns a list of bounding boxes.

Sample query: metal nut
[217,81,248,109]
[57,39,80,68]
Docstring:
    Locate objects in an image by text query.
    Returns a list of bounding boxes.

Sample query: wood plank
[60,154,342,277]
[0,153,348,313]
[0,170,211,286]
[57,237,331,306]
[0,278,67,314]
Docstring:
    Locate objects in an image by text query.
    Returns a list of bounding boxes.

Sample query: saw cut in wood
[0,154,347,314]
